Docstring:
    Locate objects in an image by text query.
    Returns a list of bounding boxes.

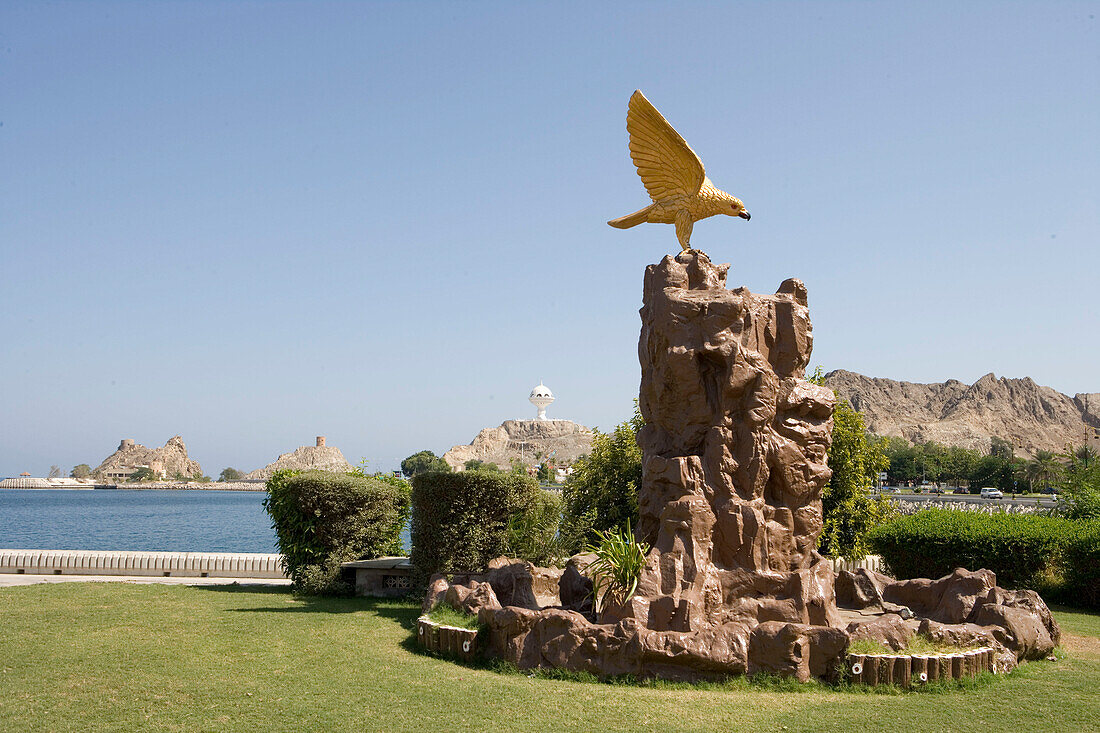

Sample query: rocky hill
[823,370,1100,455]
[93,436,202,480]
[245,438,353,479]
[442,419,593,471]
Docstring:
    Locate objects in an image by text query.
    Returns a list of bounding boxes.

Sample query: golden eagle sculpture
[608,90,749,251]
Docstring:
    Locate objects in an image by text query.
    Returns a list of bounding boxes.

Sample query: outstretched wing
[627,90,706,203]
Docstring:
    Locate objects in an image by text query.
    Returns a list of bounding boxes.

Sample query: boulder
[486,557,541,610]
[422,574,451,612]
[972,603,1055,660]
[846,614,914,651]
[558,554,595,617]
[444,580,501,616]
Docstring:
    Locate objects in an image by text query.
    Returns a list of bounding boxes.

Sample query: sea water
[0,489,278,553]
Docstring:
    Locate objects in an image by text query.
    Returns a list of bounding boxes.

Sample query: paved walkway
[0,574,291,588]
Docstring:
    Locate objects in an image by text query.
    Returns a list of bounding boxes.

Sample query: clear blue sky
[2,2,1097,477]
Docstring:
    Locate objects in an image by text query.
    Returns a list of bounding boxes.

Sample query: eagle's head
[729,199,750,220]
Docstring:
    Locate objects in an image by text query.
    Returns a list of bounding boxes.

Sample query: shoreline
[107,481,266,492]
[0,481,266,492]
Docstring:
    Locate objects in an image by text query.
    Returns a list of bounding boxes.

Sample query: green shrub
[410,471,544,585]
[560,407,642,553]
[263,469,411,594]
[867,509,1070,590]
[1061,520,1100,608]
[503,489,563,567]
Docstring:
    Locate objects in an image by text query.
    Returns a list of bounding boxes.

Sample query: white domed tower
[529,381,555,420]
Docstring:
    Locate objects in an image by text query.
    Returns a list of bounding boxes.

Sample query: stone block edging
[846,647,996,686]
[416,615,479,661]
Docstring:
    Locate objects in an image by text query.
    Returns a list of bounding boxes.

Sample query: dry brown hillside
[823,370,1100,455]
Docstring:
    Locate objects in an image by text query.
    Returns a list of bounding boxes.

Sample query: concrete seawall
[0,549,287,579]
[0,550,881,582]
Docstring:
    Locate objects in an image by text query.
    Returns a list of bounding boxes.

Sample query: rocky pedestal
[424,250,1060,683]
[630,250,838,637]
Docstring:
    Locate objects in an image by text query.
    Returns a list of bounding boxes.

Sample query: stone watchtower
[316,436,326,447]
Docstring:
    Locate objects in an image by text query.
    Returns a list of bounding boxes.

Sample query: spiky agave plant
[584,521,650,613]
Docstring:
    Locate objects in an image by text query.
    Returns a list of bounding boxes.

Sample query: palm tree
[1021,450,1062,492]
[1067,445,1098,470]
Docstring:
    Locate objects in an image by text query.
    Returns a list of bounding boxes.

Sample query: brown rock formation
[244,441,352,479]
[442,419,593,471]
[823,369,1099,455]
[630,251,837,635]
[92,436,202,480]
[424,250,1061,683]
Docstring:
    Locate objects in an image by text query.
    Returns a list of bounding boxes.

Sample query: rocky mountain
[92,436,202,480]
[442,419,594,471]
[823,369,1100,455]
[244,437,353,479]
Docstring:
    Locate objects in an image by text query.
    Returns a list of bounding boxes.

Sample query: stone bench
[340,556,412,596]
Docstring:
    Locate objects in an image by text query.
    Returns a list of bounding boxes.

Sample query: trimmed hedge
[867,510,1099,608]
[410,471,543,585]
[264,469,411,594]
[1062,520,1100,609]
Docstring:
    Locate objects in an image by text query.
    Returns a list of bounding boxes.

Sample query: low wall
[0,551,883,582]
[829,554,886,575]
[0,549,287,579]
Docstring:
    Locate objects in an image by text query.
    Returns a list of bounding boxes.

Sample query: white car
[980,487,1004,499]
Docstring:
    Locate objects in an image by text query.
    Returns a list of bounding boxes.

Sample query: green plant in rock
[424,603,481,630]
[584,522,650,613]
[847,637,983,656]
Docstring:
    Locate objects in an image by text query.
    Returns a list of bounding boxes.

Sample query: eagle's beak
[739,211,751,220]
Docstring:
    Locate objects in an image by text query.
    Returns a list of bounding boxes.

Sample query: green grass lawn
[1,584,1097,732]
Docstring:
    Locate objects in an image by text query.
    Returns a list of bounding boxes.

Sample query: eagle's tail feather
[607,204,654,229]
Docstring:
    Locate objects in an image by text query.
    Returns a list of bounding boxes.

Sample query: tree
[48,465,62,478]
[882,437,920,483]
[218,467,243,482]
[70,464,91,479]
[129,467,157,482]
[991,436,1015,460]
[818,397,894,558]
[536,462,553,483]
[1058,444,1100,519]
[401,450,451,478]
[1021,450,1062,493]
[809,368,893,558]
[463,459,500,473]
[560,405,643,553]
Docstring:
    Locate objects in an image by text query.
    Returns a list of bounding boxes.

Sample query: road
[884,492,1059,508]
